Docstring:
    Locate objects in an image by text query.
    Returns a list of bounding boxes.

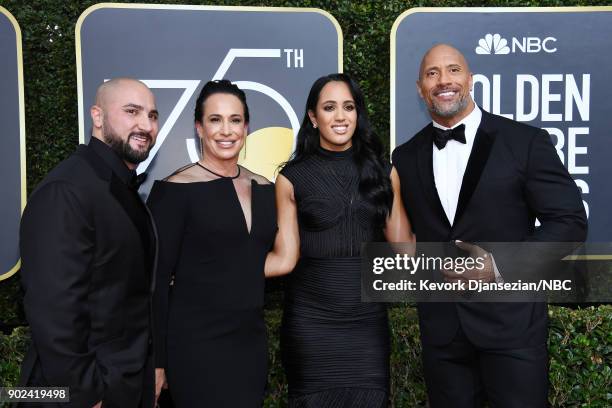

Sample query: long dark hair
[287,73,393,226]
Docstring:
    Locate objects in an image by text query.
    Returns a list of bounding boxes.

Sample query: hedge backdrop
[0,1,610,407]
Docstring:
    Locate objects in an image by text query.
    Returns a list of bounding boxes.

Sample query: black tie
[433,124,466,150]
[129,172,148,190]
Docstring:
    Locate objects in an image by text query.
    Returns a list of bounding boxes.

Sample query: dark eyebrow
[123,104,158,117]
[122,103,144,110]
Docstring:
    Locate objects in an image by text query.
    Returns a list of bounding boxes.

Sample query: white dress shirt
[431,105,503,282]
[432,105,482,226]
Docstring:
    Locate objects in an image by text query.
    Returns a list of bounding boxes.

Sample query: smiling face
[308,80,357,151]
[196,92,247,163]
[417,44,475,127]
[91,79,159,169]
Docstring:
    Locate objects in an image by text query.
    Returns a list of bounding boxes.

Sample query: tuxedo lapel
[78,145,148,248]
[143,203,158,293]
[417,125,451,228]
[77,144,155,284]
[454,119,496,225]
[109,175,156,286]
[109,175,148,245]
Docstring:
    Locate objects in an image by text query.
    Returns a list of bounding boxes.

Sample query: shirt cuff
[491,253,504,283]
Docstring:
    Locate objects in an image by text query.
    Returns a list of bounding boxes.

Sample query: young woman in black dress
[269,73,414,407]
[147,80,278,407]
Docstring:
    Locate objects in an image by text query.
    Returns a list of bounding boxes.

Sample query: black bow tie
[433,124,466,150]
[129,172,148,190]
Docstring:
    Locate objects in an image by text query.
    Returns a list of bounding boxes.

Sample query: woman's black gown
[280,146,390,407]
[147,177,277,407]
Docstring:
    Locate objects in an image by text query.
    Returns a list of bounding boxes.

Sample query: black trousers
[421,328,549,408]
[17,346,154,408]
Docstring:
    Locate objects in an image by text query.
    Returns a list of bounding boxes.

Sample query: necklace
[196,161,240,179]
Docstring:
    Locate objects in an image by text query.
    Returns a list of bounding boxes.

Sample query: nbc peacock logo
[475,33,510,55]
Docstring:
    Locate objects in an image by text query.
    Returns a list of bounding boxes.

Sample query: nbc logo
[475,33,510,55]
[475,33,558,55]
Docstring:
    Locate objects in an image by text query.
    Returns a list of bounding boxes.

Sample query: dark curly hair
[286,73,393,226]
[194,79,249,124]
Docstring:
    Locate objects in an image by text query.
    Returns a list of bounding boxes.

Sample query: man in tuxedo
[392,44,587,407]
[19,78,158,407]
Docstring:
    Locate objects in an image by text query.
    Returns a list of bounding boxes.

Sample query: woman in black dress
[147,80,278,407]
[272,73,413,407]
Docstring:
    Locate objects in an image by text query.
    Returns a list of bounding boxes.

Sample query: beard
[429,91,470,118]
[102,118,153,165]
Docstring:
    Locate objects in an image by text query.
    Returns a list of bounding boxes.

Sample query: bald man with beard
[19,78,159,407]
[391,45,586,407]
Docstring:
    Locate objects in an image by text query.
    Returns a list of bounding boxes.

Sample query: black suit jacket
[392,109,587,349]
[19,142,157,407]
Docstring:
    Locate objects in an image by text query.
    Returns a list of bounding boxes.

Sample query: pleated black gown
[280,146,390,407]
[147,177,277,407]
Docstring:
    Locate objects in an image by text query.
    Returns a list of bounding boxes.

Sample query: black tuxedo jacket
[19,143,157,407]
[392,109,587,349]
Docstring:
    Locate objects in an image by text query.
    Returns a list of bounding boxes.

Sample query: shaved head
[418,44,471,81]
[416,43,475,127]
[94,78,150,108]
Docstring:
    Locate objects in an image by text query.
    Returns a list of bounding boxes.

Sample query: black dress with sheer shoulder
[280,146,390,407]
[147,174,277,407]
